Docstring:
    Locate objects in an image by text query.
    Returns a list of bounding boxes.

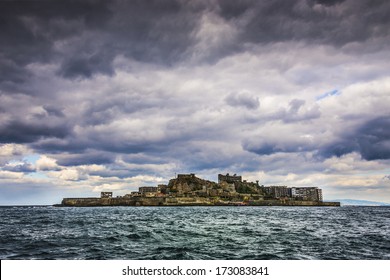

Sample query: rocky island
[55,173,340,207]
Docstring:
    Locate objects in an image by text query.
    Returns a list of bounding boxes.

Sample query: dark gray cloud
[288,99,306,114]
[0,97,71,144]
[31,138,86,154]
[219,0,390,46]
[357,116,390,160]
[319,140,358,158]
[284,99,321,123]
[58,52,116,79]
[320,116,390,160]
[2,161,35,173]
[242,138,315,156]
[1,0,389,84]
[43,106,65,118]
[55,150,115,166]
[243,115,390,161]
[0,0,199,82]
[0,120,71,144]
[265,99,321,123]
[225,92,260,110]
[0,0,112,87]
[314,0,346,6]
[0,57,32,93]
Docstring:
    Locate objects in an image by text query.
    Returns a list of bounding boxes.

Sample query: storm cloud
[1,0,390,204]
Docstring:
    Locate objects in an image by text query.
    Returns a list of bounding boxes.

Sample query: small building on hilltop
[218,173,242,184]
[101,192,113,198]
[177,173,196,179]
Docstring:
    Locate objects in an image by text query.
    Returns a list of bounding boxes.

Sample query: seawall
[247,200,340,207]
[58,197,340,207]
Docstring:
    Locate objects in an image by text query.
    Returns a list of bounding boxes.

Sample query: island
[55,173,340,207]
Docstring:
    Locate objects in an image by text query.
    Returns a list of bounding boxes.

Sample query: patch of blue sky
[26,172,49,179]
[23,154,40,165]
[316,89,341,101]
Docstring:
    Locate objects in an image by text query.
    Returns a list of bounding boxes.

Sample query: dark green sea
[0,206,389,259]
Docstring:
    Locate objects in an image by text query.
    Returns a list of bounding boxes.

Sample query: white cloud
[0,144,29,157]
[48,168,87,181]
[36,155,60,171]
[0,170,24,179]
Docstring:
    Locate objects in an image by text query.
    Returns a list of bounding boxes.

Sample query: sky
[1,0,390,205]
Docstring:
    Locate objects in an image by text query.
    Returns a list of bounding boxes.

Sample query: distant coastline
[334,199,390,206]
[55,173,340,207]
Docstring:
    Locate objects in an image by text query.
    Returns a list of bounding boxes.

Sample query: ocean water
[0,206,389,260]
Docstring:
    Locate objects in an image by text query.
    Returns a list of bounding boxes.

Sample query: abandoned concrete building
[218,173,242,184]
[100,192,113,198]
